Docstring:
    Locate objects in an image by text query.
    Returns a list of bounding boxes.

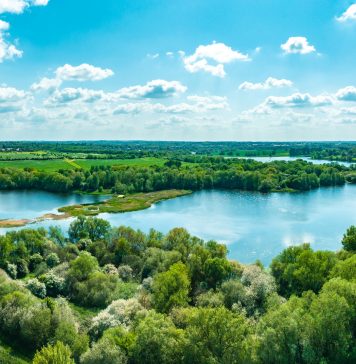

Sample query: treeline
[0,218,355,363]
[0,158,354,194]
[2,141,356,158]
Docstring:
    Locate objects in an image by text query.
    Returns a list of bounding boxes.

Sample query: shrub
[26,278,46,298]
[46,253,60,268]
[118,265,133,281]
[80,338,127,364]
[33,341,74,364]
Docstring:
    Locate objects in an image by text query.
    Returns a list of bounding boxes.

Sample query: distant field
[0,157,167,171]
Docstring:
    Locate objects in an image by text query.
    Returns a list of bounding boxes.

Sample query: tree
[80,338,127,364]
[271,244,337,297]
[152,262,190,313]
[46,253,60,268]
[342,226,356,252]
[204,257,232,289]
[68,216,110,243]
[180,307,251,364]
[133,311,186,364]
[33,341,74,364]
[26,278,46,298]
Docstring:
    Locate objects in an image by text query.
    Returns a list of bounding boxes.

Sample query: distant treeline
[0,158,354,194]
[1,141,356,160]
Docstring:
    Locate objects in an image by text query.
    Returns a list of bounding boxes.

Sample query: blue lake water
[1,185,355,266]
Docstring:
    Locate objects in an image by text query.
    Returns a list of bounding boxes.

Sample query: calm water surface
[0,191,108,220]
[234,156,354,167]
[1,186,355,265]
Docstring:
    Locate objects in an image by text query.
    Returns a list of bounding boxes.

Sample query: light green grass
[0,157,167,172]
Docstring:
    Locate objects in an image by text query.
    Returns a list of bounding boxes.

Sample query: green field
[0,157,167,172]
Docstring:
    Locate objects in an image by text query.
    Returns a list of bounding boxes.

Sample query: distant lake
[1,186,355,266]
[232,156,354,167]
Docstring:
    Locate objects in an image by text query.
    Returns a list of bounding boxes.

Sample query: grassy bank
[58,189,192,217]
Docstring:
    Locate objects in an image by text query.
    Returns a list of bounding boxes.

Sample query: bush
[33,341,74,364]
[40,272,65,297]
[46,253,60,268]
[118,265,133,281]
[6,263,17,279]
[26,278,46,298]
[89,298,144,340]
[16,259,29,278]
[80,338,127,364]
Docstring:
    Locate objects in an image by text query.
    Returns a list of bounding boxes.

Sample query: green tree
[33,341,74,364]
[152,262,190,313]
[179,307,251,364]
[133,311,186,364]
[342,226,356,252]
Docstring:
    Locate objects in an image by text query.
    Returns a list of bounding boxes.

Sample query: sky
[0,0,356,141]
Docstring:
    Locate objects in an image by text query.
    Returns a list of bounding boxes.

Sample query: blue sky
[0,0,355,140]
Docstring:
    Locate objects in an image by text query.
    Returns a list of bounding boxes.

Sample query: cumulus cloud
[0,86,28,113]
[116,79,187,99]
[239,77,293,91]
[31,77,62,92]
[281,37,316,55]
[336,86,356,101]
[0,21,23,62]
[0,0,49,14]
[112,95,228,115]
[337,4,356,22]
[55,64,114,82]
[47,88,105,105]
[265,93,333,108]
[182,42,249,77]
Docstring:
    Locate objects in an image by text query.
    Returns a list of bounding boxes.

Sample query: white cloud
[263,93,333,109]
[116,79,187,99]
[281,37,316,55]
[0,21,23,62]
[239,77,293,91]
[183,42,250,77]
[337,4,356,22]
[55,64,114,82]
[47,88,105,105]
[336,86,356,101]
[0,0,49,14]
[31,77,62,92]
[32,0,49,6]
[113,95,228,115]
[0,86,28,113]
[147,53,159,59]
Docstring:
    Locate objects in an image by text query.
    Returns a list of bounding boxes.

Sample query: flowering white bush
[89,298,145,339]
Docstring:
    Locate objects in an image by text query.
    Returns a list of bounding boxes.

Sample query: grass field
[0,157,167,171]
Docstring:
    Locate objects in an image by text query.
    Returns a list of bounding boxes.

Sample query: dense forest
[0,217,355,363]
[0,158,354,194]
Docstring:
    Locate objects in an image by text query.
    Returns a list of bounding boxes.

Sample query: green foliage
[26,279,46,298]
[32,341,74,364]
[80,338,127,364]
[342,225,356,252]
[46,253,60,268]
[152,262,191,313]
[271,244,337,297]
[132,311,186,364]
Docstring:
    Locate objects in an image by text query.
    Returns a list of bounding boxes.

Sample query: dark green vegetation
[0,216,355,363]
[0,157,355,196]
[1,141,355,161]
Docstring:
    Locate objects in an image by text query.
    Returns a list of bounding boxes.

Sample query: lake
[233,156,354,167]
[0,191,108,220]
[1,185,355,266]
